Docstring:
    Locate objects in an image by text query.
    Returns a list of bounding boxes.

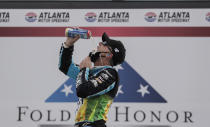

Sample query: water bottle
[65,28,91,39]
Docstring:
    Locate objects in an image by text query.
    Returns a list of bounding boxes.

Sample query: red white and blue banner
[0,9,210,127]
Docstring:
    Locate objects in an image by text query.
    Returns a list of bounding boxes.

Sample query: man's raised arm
[58,36,80,80]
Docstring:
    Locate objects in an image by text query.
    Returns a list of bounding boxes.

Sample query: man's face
[97,42,111,54]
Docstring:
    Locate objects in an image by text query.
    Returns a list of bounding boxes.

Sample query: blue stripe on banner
[85,68,90,81]
[87,82,115,98]
[67,61,80,80]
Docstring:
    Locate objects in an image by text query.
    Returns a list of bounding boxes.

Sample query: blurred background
[0,0,210,127]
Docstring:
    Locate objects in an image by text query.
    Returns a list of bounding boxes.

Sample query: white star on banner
[61,84,73,97]
[114,65,124,72]
[137,84,150,97]
[116,85,124,97]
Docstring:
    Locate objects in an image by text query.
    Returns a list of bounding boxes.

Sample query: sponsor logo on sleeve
[90,79,99,87]
[76,72,83,88]
[101,73,109,80]
[95,77,103,84]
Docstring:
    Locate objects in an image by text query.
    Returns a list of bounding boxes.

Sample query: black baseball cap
[102,32,126,66]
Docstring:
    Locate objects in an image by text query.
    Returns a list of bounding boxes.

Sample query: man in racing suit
[59,32,126,127]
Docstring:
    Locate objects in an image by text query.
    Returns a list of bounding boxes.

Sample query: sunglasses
[101,41,114,54]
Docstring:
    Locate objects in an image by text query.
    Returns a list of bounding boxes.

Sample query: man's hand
[64,35,80,47]
[79,57,93,69]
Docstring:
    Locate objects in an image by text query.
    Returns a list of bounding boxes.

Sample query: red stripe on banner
[0,27,210,37]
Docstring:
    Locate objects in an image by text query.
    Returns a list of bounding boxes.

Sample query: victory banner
[0,9,210,127]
